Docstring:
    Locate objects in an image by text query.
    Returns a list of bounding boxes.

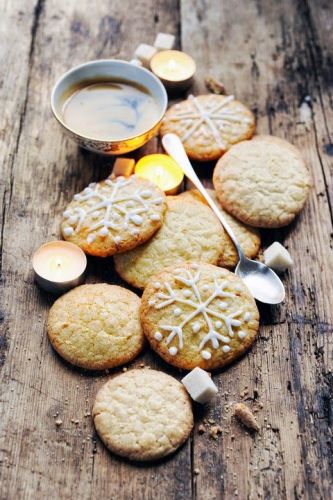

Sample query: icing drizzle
[170,95,252,149]
[63,176,162,244]
[153,269,249,358]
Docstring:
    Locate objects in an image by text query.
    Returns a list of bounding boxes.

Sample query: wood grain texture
[0,0,332,499]
[0,1,188,499]
[181,0,333,498]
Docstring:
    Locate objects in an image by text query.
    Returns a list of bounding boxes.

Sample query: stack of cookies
[45,91,311,462]
[54,169,263,373]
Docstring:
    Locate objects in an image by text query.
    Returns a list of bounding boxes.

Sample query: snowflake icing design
[170,95,252,149]
[63,176,163,244]
[152,268,251,360]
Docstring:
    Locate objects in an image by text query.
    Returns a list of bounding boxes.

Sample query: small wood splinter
[204,76,226,95]
[233,403,260,432]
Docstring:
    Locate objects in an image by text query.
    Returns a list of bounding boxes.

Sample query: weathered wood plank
[1,0,332,498]
[0,3,46,497]
[180,0,333,498]
[301,0,333,217]
[0,1,190,499]
[0,0,42,352]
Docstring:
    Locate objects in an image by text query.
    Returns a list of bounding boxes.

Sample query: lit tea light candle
[150,50,196,90]
[135,154,184,194]
[32,241,87,294]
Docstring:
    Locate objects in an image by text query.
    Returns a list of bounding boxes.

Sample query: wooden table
[1,1,332,498]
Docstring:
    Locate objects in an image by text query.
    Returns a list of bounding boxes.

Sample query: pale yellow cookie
[141,262,259,371]
[93,369,193,461]
[160,94,255,161]
[114,196,225,289]
[48,284,144,370]
[61,175,166,257]
[178,189,261,267]
[213,136,311,228]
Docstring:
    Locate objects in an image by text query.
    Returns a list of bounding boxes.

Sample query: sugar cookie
[114,196,225,289]
[48,284,144,370]
[61,175,166,257]
[93,369,193,461]
[141,262,259,370]
[160,94,255,161]
[213,136,311,228]
[178,189,261,267]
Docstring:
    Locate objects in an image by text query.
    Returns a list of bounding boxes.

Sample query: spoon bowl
[162,133,286,305]
[235,256,285,304]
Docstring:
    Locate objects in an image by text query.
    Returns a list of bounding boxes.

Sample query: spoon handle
[162,133,243,258]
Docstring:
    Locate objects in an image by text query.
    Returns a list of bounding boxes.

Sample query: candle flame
[167,59,178,71]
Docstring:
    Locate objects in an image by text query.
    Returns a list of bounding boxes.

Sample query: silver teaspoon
[162,133,285,304]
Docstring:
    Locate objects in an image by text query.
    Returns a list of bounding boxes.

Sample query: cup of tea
[51,59,168,155]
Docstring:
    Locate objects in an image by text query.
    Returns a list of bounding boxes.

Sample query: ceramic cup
[51,59,168,155]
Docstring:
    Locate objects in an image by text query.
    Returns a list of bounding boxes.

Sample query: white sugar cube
[133,44,157,68]
[264,241,293,273]
[129,58,143,67]
[153,32,176,51]
[181,367,218,404]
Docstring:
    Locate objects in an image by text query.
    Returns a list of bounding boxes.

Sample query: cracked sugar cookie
[114,196,226,289]
[48,284,144,370]
[213,136,311,228]
[93,369,193,461]
[141,262,259,370]
[61,175,166,257]
[178,189,261,268]
[160,94,255,161]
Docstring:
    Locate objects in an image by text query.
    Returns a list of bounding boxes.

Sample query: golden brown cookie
[61,175,166,257]
[114,196,225,289]
[213,136,311,228]
[48,284,144,370]
[141,262,259,370]
[178,189,261,267]
[160,94,255,161]
[93,369,193,461]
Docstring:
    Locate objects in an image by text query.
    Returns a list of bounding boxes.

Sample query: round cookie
[93,369,193,461]
[160,94,255,161]
[48,284,144,370]
[178,189,261,268]
[213,136,311,228]
[141,262,259,370]
[114,196,226,289]
[61,175,166,257]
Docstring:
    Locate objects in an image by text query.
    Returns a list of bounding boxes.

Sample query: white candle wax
[135,154,184,194]
[32,241,87,294]
[150,50,196,90]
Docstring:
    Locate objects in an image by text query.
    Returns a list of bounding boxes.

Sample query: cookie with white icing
[141,262,259,370]
[213,136,311,228]
[93,369,193,461]
[160,94,255,161]
[61,175,166,257]
[178,189,261,268]
[48,284,144,370]
[114,196,226,289]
